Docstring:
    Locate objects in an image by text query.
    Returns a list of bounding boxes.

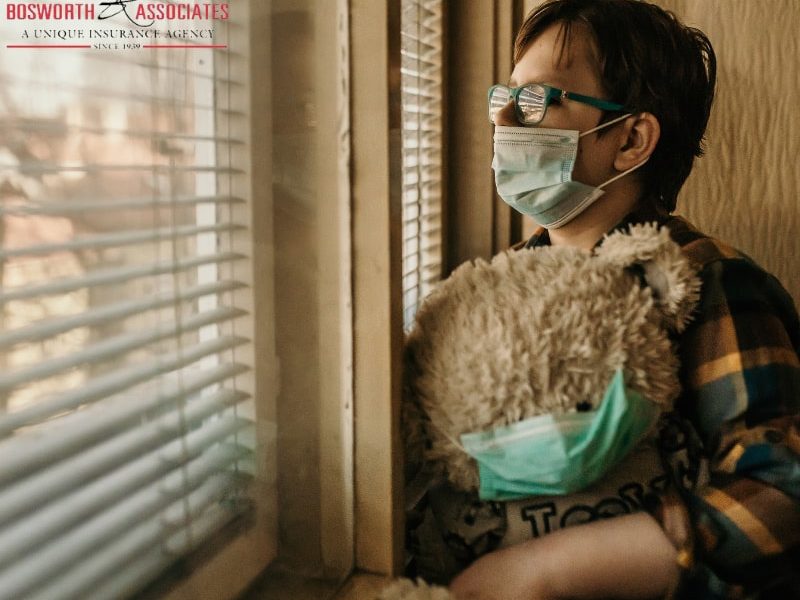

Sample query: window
[401,0,444,329]
[0,5,275,599]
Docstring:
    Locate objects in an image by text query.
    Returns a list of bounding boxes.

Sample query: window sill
[332,572,392,600]
[238,566,391,600]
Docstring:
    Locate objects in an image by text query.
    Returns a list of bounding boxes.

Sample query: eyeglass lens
[489,84,547,124]
[489,86,510,123]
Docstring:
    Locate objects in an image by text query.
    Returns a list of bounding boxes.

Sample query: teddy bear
[379,223,701,599]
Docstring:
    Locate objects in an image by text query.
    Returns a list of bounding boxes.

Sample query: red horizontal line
[142,44,228,49]
[7,44,91,49]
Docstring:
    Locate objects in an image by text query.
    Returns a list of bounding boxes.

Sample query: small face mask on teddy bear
[460,368,660,500]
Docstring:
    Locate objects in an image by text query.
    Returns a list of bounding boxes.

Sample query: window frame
[174,0,358,593]
[350,0,406,577]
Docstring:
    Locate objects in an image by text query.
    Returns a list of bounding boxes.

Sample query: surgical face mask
[459,369,660,501]
[491,114,647,229]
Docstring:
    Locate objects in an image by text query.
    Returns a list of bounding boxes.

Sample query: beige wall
[444,0,521,273]
[655,0,800,306]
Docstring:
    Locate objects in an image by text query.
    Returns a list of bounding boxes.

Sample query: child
[450,1,800,598]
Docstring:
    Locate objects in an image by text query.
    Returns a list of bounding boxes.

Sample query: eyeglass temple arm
[564,90,627,112]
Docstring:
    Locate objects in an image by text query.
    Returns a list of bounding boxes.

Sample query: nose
[493,100,521,127]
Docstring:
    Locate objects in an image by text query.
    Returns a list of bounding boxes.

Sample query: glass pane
[400,0,443,331]
[0,5,275,598]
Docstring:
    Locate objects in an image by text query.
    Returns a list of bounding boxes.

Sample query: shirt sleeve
[653,256,800,599]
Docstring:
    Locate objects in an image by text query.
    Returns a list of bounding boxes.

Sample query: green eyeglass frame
[488,82,627,125]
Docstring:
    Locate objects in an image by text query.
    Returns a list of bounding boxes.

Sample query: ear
[596,223,702,332]
[614,112,660,172]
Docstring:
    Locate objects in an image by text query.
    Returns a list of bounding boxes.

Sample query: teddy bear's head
[403,223,701,492]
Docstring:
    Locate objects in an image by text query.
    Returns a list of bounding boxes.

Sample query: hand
[449,512,679,600]
[449,541,553,600]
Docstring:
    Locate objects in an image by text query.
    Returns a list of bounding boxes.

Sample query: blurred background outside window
[0,4,276,599]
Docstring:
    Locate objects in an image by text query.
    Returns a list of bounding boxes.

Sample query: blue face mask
[491,115,646,229]
[459,369,660,501]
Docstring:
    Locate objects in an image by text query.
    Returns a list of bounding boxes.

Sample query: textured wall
[655,0,800,305]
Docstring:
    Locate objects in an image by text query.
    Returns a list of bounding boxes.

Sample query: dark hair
[515,0,716,212]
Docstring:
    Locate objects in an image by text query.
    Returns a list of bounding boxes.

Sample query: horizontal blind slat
[0,388,249,527]
[0,279,244,349]
[0,120,246,145]
[0,307,247,393]
[83,548,176,600]
[77,51,246,83]
[0,306,245,393]
[402,210,442,225]
[0,444,249,600]
[0,362,249,485]
[403,103,439,113]
[47,487,246,600]
[0,162,244,175]
[0,76,245,114]
[0,194,245,217]
[400,39,440,52]
[0,414,250,572]
[0,251,244,303]
[0,222,244,260]
[0,334,249,437]
[399,54,440,69]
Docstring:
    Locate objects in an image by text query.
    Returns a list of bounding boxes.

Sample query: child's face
[494,23,623,190]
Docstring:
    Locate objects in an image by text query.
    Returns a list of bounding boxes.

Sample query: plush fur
[378,578,454,600]
[403,223,701,495]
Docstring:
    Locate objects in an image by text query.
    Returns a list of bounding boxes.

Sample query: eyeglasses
[488,83,627,125]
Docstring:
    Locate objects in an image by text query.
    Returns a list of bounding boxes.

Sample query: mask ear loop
[598,157,649,190]
[579,112,633,137]
[579,113,650,190]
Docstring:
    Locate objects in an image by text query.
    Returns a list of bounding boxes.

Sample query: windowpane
[401,0,444,330]
[0,7,272,599]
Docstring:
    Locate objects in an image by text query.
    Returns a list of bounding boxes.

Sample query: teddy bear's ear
[596,223,702,332]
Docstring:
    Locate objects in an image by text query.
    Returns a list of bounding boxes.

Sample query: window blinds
[0,17,254,600]
[401,0,443,329]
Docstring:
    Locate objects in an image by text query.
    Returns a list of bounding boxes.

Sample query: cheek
[573,138,610,184]
[539,109,577,131]
[541,100,599,131]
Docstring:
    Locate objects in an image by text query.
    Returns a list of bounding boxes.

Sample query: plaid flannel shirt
[524,206,800,599]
